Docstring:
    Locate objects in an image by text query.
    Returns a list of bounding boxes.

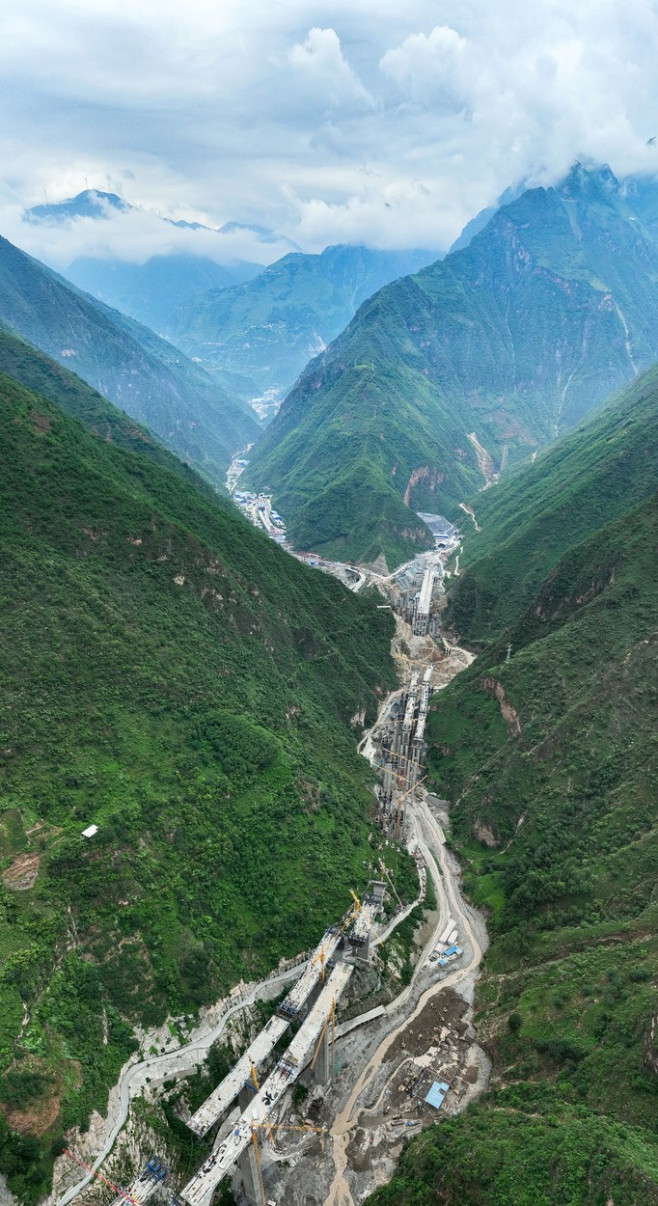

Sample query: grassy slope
[366,408,658,1201]
[448,365,658,642]
[246,166,658,565]
[0,235,258,483]
[0,368,415,1202]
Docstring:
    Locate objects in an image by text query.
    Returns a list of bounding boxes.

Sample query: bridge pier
[314,1025,331,1085]
[238,1081,255,1111]
[238,1142,266,1206]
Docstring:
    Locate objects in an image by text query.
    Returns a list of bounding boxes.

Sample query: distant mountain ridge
[25,189,130,223]
[0,234,258,482]
[69,245,440,408]
[244,164,658,565]
[168,242,441,412]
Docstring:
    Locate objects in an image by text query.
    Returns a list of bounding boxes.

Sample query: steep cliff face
[246,165,658,565]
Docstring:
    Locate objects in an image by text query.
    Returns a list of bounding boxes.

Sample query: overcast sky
[2,0,658,266]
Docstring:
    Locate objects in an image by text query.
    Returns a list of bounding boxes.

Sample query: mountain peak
[26,189,131,224]
[558,160,620,199]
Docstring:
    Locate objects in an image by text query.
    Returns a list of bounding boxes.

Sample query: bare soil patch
[2,851,40,890]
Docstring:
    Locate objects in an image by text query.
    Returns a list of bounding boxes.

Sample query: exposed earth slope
[245,164,658,565]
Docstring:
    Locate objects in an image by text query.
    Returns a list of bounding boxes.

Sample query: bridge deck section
[180,964,353,1206]
[277,930,341,1017]
[188,1014,290,1137]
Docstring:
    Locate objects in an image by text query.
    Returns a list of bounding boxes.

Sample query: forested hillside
[366,374,658,1204]
[0,235,258,484]
[0,353,405,1202]
[448,364,658,642]
[246,164,658,566]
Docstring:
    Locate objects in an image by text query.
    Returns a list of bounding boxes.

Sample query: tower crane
[378,858,402,908]
[248,1121,327,1205]
[392,775,427,841]
[349,889,362,918]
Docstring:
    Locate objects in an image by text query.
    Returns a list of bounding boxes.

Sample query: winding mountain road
[56,963,305,1206]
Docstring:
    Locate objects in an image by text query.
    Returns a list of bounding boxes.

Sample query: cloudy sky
[2,0,658,266]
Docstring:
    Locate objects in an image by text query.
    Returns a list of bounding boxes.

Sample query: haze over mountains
[0,234,258,483]
[20,190,441,417]
[245,164,658,565]
[167,243,440,413]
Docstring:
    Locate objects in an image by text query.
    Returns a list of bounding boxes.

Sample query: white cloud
[288,27,374,112]
[1,0,658,260]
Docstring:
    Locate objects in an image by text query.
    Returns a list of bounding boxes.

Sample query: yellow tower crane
[310,996,337,1078]
[349,889,362,918]
[378,858,402,908]
[248,1121,327,1204]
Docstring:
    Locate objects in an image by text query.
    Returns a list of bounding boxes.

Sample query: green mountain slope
[0,234,258,483]
[168,244,439,412]
[0,364,406,1202]
[366,395,658,1203]
[448,364,658,642]
[0,325,215,487]
[246,165,658,565]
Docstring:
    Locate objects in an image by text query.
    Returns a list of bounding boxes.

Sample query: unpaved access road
[323,790,486,1206]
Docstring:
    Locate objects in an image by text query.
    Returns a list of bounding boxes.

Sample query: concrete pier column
[238,1141,265,1206]
[314,1026,331,1085]
[238,1081,255,1111]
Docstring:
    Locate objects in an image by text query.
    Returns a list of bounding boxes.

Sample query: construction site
[56,544,489,1206]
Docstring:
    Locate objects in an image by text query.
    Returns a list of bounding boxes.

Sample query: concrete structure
[188,1014,290,1137]
[109,1160,167,1206]
[181,964,353,1206]
[346,900,378,961]
[237,1143,263,1206]
[412,567,436,636]
[313,1026,331,1085]
[277,930,341,1019]
[188,930,342,1138]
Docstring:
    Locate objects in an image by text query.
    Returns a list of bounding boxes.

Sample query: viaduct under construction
[179,893,382,1206]
[377,664,433,840]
